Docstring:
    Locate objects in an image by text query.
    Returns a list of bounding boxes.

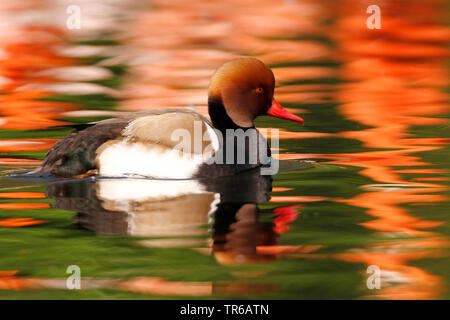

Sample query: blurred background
[0,0,449,299]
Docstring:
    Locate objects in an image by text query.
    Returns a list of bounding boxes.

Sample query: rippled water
[0,0,449,299]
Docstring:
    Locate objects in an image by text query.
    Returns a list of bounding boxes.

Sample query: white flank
[97,178,206,203]
[97,140,205,179]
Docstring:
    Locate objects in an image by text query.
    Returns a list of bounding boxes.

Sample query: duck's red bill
[267,99,304,124]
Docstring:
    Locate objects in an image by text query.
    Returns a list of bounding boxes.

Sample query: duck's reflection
[213,203,278,265]
[46,169,279,264]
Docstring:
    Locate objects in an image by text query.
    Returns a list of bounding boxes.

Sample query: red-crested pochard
[35,58,304,178]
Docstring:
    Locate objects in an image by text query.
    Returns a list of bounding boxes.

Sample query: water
[0,0,448,299]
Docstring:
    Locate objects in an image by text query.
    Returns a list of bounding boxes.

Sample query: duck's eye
[256,87,264,94]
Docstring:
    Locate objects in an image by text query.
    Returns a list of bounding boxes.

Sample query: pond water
[0,0,448,299]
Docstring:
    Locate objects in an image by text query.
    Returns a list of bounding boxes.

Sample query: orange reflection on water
[336,190,446,236]
[0,22,76,130]
[119,0,333,111]
[0,139,57,153]
[0,271,278,297]
[0,5,79,169]
[0,0,447,300]
[0,270,40,290]
[330,0,449,299]
[0,192,46,199]
[0,90,74,130]
[0,190,50,225]
[0,158,40,165]
[337,238,448,299]
[332,0,449,228]
[0,217,48,227]
[330,147,444,185]
[0,203,50,210]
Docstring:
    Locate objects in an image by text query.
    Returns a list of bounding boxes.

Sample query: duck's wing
[37,108,213,177]
[38,119,130,177]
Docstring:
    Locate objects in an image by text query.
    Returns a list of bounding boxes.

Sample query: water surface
[0,0,448,299]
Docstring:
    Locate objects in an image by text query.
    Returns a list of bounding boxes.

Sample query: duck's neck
[197,97,271,177]
[208,96,254,133]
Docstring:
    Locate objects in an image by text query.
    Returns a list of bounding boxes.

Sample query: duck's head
[208,58,304,130]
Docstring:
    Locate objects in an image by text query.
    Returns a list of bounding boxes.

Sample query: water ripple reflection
[0,0,448,299]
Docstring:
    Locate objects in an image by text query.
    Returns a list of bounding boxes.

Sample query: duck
[34,58,304,179]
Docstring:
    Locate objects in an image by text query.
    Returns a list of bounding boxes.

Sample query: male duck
[36,58,304,179]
